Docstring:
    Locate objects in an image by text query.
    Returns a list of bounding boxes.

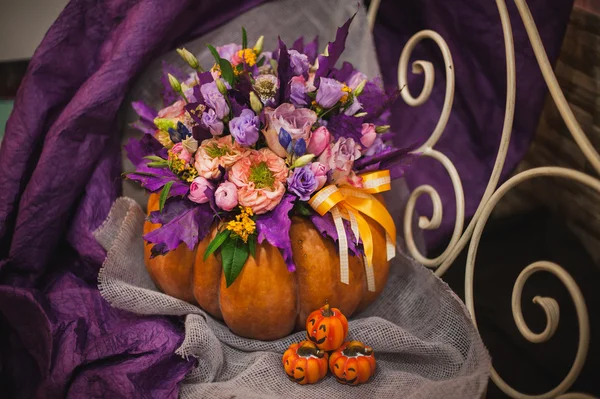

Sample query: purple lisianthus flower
[201,108,224,136]
[364,137,387,157]
[316,78,344,108]
[344,98,362,115]
[217,43,242,61]
[200,80,230,120]
[287,165,318,201]
[288,49,309,76]
[229,108,259,146]
[290,75,307,106]
[347,71,367,90]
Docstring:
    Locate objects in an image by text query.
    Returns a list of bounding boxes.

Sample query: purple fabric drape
[372,0,574,249]
[0,0,572,397]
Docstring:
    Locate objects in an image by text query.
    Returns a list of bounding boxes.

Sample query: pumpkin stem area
[321,300,334,317]
[343,341,373,357]
[298,341,325,358]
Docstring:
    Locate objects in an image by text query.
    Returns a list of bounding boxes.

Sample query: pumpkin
[305,301,348,351]
[329,341,376,385]
[282,340,329,385]
[143,193,390,340]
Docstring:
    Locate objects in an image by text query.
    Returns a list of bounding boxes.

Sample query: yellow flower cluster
[340,84,352,103]
[168,150,198,182]
[226,207,256,243]
[237,49,257,66]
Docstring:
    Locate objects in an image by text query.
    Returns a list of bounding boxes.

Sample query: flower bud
[292,154,315,168]
[354,112,368,118]
[249,91,263,114]
[294,138,307,157]
[278,128,292,150]
[253,35,264,54]
[306,126,330,156]
[168,73,182,94]
[353,79,367,96]
[176,48,201,71]
[215,78,228,95]
[375,125,390,133]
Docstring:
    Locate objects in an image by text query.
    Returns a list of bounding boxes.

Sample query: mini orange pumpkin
[306,301,348,351]
[329,341,376,385]
[282,340,329,385]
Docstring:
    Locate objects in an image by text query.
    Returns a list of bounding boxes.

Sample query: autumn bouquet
[125,15,415,340]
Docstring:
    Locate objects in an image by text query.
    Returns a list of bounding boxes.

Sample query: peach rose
[157,100,186,119]
[194,136,247,179]
[229,148,288,214]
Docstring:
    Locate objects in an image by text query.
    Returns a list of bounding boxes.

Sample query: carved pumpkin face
[329,341,376,385]
[306,301,349,351]
[282,340,329,385]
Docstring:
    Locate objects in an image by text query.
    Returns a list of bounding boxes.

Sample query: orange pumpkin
[282,340,329,385]
[329,341,376,385]
[143,193,390,341]
[305,301,348,351]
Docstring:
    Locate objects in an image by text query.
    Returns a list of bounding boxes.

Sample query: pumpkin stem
[298,341,325,358]
[321,300,334,317]
[342,341,372,357]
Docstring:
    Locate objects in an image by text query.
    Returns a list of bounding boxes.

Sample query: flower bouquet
[126,14,415,340]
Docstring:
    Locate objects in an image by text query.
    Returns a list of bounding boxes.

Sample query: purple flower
[364,137,386,157]
[263,104,318,157]
[287,165,318,201]
[344,98,362,115]
[347,71,367,90]
[290,75,307,106]
[229,109,259,146]
[217,43,242,61]
[200,80,230,120]
[201,108,224,136]
[316,78,344,108]
[288,49,309,76]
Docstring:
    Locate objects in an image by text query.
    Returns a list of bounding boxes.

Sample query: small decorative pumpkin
[329,341,376,385]
[306,301,348,351]
[144,193,390,341]
[282,340,329,385]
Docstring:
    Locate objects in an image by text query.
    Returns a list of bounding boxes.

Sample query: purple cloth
[0,0,266,397]
[0,0,572,397]
[372,0,573,248]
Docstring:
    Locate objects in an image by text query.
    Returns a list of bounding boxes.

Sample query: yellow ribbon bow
[308,170,397,292]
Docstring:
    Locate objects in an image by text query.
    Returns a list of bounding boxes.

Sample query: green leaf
[293,201,313,217]
[204,229,230,261]
[207,44,221,62]
[242,27,248,49]
[158,181,174,212]
[144,155,166,162]
[256,56,266,67]
[269,59,278,75]
[127,171,157,178]
[248,235,256,259]
[147,161,169,168]
[219,58,235,86]
[221,238,249,287]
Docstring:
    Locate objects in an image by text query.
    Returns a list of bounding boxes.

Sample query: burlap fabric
[94,196,490,398]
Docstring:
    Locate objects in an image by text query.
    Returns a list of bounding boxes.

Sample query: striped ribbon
[308,170,396,292]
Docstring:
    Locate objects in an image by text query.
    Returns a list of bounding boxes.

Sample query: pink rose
[229,148,288,214]
[157,100,186,119]
[310,162,328,190]
[215,181,239,211]
[194,136,247,179]
[188,177,214,204]
[262,104,317,157]
[360,123,377,148]
[171,143,192,163]
[306,126,331,156]
[318,137,362,187]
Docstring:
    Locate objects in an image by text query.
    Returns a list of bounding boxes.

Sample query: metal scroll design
[368,0,597,397]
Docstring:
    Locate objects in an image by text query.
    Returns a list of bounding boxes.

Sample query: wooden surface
[495,6,600,265]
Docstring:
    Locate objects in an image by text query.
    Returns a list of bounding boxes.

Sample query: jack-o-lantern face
[329,341,376,385]
[282,341,329,385]
[306,301,348,351]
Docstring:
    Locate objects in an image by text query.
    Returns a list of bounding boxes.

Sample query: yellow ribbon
[308,170,397,291]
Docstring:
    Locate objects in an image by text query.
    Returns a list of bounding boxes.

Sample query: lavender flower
[316,78,344,108]
[201,108,224,136]
[217,43,242,61]
[288,49,309,75]
[287,165,318,201]
[200,81,230,120]
[229,109,259,146]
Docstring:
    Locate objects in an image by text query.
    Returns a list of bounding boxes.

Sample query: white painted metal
[368,0,597,397]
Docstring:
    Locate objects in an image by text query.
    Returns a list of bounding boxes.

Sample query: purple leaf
[304,36,319,64]
[309,213,361,257]
[327,113,364,142]
[315,13,356,79]
[131,120,157,135]
[148,197,195,224]
[124,134,166,165]
[161,61,187,106]
[359,80,401,121]
[144,200,214,252]
[276,38,292,104]
[330,62,355,84]
[256,194,296,272]
[197,71,214,86]
[292,37,304,52]
[132,101,157,124]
